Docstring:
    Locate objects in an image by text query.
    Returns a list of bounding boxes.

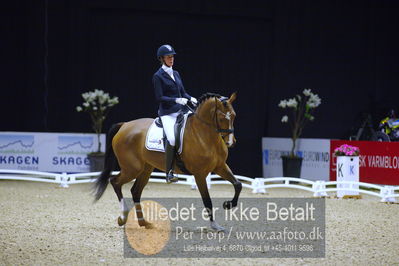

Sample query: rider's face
[163,55,174,67]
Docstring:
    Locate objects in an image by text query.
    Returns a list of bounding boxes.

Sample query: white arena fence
[0,169,398,203]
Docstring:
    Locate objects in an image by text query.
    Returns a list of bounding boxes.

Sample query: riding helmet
[157,44,176,58]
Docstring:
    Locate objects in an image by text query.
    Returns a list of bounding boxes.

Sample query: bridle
[213,97,235,138]
[187,97,234,139]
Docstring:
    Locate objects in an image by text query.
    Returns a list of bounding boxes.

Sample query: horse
[93,92,242,231]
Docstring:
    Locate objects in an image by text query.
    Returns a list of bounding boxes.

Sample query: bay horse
[93,92,241,231]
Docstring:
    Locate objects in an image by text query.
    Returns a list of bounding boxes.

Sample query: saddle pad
[145,113,189,154]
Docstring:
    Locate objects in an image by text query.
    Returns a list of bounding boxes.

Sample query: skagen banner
[0,132,105,172]
[262,137,330,181]
[123,198,325,258]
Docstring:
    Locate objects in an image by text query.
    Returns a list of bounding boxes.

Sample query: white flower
[278,99,287,108]
[99,95,106,105]
[307,93,321,108]
[108,97,119,106]
[86,92,95,103]
[94,89,103,97]
[278,89,321,157]
[281,115,288,123]
[82,92,89,101]
[303,88,311,96]
[77,89,118,126]
[286,98,298,108]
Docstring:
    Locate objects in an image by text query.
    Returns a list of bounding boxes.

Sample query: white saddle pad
[145,113,190,154]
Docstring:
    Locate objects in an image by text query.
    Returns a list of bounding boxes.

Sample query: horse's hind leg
[131,164,154,229]
[111,167,143,226]
[110,174,131,226]
[214,163,242,210]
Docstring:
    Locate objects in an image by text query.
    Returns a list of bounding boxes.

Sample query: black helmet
[157,44,176,58]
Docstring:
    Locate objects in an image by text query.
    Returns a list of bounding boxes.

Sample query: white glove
[175,98,188,105]
[190,97,198,105]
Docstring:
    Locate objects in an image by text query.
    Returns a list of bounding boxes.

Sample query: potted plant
[278,88,321,177]
[334,144,360,198]
[76,89,119,171]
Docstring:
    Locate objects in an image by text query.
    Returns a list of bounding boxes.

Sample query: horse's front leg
[195,174,225,232]
[214,163,242,210]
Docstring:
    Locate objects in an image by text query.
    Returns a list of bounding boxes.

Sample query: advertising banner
[262,138,330,181]
[330,140,399,185]
[0,132,105,173]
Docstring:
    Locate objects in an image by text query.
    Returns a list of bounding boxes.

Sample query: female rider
[153,44,197,183]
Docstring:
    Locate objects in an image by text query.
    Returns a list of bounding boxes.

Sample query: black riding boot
[165,141,178,183]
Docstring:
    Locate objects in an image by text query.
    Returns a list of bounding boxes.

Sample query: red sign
[330,140,399,185]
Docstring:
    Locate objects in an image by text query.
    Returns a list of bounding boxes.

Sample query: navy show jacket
[153,67,192,116]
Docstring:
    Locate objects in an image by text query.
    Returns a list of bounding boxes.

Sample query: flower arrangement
[334,144,360,156]
[76,89,119,153]
[279,88,321,157]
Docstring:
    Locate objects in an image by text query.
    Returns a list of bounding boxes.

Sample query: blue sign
[57,136,94,153]
[263,149,269,165]
[0,134,35,152]
[0,134,38,169]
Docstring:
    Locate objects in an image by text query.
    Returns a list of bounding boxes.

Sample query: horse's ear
[228,92,237,103]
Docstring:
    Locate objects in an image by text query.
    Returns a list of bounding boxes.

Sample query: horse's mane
[198,93,221,105]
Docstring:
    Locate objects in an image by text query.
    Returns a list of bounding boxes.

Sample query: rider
[153,44,197,183]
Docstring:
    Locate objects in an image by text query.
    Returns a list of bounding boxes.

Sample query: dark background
[2,0,399,177]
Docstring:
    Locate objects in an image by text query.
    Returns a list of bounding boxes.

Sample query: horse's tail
[93,122,123,202]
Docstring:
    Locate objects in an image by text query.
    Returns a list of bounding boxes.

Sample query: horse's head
[196,92,237,148]
[216,92,237,148]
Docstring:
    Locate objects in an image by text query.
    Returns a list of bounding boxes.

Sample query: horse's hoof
[210,221,226,233]
[223,201,233,210]
[118,216,127,226]
[139,221,155,229]
[144,222,155,229]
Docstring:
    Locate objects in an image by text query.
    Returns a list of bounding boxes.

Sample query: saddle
[145,112,193,174]
[154,112,186,151]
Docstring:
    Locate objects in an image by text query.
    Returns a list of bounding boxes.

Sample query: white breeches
[161,112,179,146]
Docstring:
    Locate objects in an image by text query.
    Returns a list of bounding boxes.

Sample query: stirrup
[166,170,178,183]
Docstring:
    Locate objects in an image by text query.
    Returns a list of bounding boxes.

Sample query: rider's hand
[175,98,188,105]
[190,97,198,105]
